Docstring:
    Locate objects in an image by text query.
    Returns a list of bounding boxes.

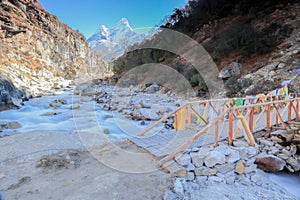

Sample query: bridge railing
[135,94,300,163]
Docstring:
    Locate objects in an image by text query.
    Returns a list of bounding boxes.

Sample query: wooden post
[266,104,271,129]
[288,101,292,121]
[249,107,254,132]
[228,109,233,145]
[214,120,219,147]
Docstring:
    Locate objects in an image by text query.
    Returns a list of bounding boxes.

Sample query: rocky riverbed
[0,83,300,199]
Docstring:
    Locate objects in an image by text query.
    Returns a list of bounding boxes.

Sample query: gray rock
[277,63,286,69]
[290,145,297,155]
[277,153,289,160]
[233,140,249,147]
[162,160,187,177]
[194,167,217,176]
[282,149,292,157]
[207,176,224,183]
[175,153,191,167]
[6,121,22,129]
[204,151,226,167]
[163,190,177,200]
[219,62,242,79]
[215,164,235,174]
[145,84,160,93]
[244,164,257,173]
[195,176,207,184]
[286,157,300,171]
[186,172,195,181]
[259,139,274,147]
[215,145,231,156]
[225,176,235,185]
[227,149,240,163]
[190,152,204,168]
[247,147,258,157]
[173,179,184,198]
[198,146,211,159]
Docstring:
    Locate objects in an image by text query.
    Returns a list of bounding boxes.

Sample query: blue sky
[39,0,187,38]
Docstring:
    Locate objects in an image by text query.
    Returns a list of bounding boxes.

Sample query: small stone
[204,151,226,167]
[42,112,58,116]
[269,71,276,77]
[290,145,297,155]
[70,105,80,110]
[285,165,295,173]
[6,122,22,129]
[286,157,300,171]
[235,160,245,175]
[282,149,292,157]
[103,129,110,134]
[277,153,289,160]
[58,99,67,104]
[277,63,286,69]
[70,161,75,165]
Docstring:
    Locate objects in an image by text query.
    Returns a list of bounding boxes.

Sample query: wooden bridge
[129,93,300,164]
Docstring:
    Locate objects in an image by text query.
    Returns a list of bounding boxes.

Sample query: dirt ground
[0,131,173,200]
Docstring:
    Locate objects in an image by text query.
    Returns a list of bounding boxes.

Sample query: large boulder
[254,155,286,173]
[219,62,242,79]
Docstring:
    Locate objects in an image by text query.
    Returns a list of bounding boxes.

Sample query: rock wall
[0,0,108,105]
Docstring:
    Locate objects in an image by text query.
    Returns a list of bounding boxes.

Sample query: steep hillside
[0,0,108,109]
[111,0,299,97]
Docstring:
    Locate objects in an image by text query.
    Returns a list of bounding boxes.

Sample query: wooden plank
[249,107,254,132]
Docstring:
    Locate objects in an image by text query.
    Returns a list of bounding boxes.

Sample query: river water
[0,90,300,198]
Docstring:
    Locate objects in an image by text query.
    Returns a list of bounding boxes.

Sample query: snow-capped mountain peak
[87,18,147,61]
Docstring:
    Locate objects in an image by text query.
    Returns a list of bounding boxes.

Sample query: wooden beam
[190,106,208,124]
[249,107,254,132]
[266,104,271,129]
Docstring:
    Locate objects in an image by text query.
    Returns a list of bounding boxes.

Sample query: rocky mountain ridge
[0,0,108,110]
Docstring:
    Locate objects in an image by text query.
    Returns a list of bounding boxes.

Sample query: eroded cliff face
[0,0,108,100]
